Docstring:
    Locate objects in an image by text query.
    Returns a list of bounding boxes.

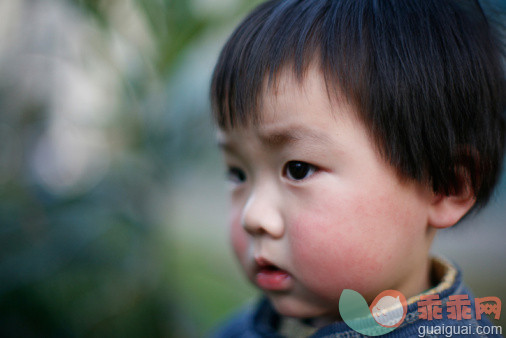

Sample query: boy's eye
[284,161,316,181]
[226,167,246,184]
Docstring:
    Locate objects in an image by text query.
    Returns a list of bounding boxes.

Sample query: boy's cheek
[289,212,383,294]
[229,211,248,263]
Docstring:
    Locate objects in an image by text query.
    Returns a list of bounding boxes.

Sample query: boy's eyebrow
[257,127,332,148]
[217,140,238,154]
[217,126,333,152]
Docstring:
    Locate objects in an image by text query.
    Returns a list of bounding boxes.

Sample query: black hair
[210,0,506,208]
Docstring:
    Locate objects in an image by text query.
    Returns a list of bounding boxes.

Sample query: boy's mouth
[254,257,292,291]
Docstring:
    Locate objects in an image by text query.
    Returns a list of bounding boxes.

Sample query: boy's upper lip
[254,256,284,271]
[255,256,273,268]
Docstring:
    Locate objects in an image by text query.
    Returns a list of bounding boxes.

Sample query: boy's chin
[267,292,340,324]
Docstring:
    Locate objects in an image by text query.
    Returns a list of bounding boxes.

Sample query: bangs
[210,0,367,129]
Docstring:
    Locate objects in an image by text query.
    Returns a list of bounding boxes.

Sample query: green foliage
[0,0,259,336]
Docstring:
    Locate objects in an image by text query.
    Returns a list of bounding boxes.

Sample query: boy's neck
[397,255,433,300]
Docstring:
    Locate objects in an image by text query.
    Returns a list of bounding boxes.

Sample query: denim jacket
[212,257,502,337]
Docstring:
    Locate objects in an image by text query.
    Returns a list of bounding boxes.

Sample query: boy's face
[218,68,435,321]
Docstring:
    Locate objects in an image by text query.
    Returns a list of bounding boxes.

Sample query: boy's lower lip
[255,269,292,291]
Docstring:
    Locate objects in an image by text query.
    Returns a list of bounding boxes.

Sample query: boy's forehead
[215,65,373,156]
[262,65,327,101]
[218,74,327,141]
[216,69,357,151]
[261,65,355,124]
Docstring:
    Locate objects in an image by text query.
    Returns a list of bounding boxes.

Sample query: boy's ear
[428,169,476,229]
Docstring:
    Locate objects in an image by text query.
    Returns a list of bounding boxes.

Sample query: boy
[210,0,505,336]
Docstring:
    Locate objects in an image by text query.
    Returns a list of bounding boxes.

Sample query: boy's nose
[241,188,284,238]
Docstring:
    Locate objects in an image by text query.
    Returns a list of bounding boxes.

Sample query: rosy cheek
[229,211,248,262]
[289,212,380,295]
[289,215,344,284]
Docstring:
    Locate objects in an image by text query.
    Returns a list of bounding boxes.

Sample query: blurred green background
[0,0,504,337]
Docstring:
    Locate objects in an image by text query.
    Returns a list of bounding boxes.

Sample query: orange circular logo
[369,290,407,328]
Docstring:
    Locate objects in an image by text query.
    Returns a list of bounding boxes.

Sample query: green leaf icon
[339,289,398,336]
